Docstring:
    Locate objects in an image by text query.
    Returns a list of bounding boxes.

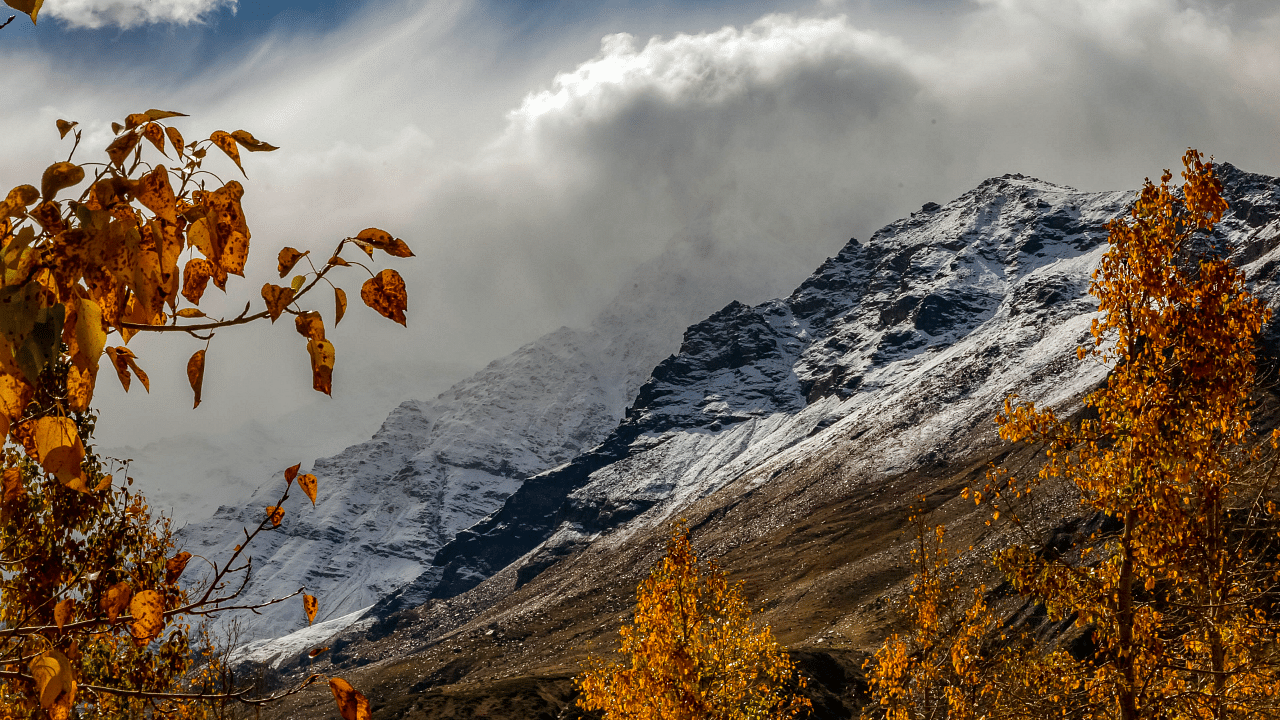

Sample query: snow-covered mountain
[175,235,801,648]
[394,164,1280,613]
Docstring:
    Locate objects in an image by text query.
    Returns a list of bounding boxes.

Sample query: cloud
[41,0,236,29]
[4,0,1280,510]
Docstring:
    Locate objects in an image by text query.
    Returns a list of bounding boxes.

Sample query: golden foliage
[576,523,810,720]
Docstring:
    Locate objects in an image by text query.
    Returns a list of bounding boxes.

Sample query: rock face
[419,164,1280,603]
[176,239,752,650]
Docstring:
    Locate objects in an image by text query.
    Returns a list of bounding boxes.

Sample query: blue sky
[3,0,1279,515]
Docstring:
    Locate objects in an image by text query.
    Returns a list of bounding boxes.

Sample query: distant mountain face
[174,236,787,651]
[417,164,1280,604]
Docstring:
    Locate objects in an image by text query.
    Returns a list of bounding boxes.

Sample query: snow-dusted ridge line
[420,164,1280,605]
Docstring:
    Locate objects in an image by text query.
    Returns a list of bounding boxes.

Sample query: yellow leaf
[209,130,244,175]
[31,416,84,484]
[0,372,32,438]
[261,283,294,322]
[4,0,42,24]
[53,598,73,631]
[335,287,347,326]
[29,649,73,710]
[134,165,177,224]
[304,593,318,625]
[329,677,371,720]
[129,589,165,643]
[1,466,24,521]
[298,473,318,506]
[73,298,105,372]
[40,162,84,201]
[360,268,408,326]
[187,349,205,409]
[307,338,335,395]
[266,505,285,528]
[176,308,205,318]
[291,274,306,292]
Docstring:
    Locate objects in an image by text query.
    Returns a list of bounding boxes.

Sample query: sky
[3,0,1279,517]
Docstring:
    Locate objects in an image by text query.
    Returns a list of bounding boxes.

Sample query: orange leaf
[31,416,84,485]
[142,122,167,156]
[53,599,73,631]
[335,287,347,326]
[298,473,317,506]
[1,466,24,521]
[261,283,294,322]
[209,131,244,175]
[187,350,205,409]
[101,582,131,623]
[329,677,371,720]
[165,126,185,159]
[230,130,279,152]
[266,505,285,528]
[122,352,149,393]
[307,338,335,396]
[106,131,141,168]
[181,258,215,305]
[285,462,301,483]
[40,162,84,202]
[309,646,329,658]
[355,227,414,258]
[165,551,192,584]
[303,593,318,625]
[129,589,165,643]
[29,649,74,710]
[278,247,307,277]
[175,308,205,318]
[220,230,249,277]
[295,311,325,341]
[360,269,407,326]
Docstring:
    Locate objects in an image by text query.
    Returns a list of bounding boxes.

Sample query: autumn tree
[0,4,403,718]
[576,523,811,720]
[974,150,1280,720]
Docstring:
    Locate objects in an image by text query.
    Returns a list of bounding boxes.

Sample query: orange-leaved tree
[972,149,1280,720]
[576,523,811,720]
[1,6,405,717]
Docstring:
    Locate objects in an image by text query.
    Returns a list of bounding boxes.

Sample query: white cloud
[41,0,235,29]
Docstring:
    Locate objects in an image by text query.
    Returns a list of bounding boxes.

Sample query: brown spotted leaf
[307,338,335,395]
[266,505,285,528]
[142,122,166,156]
[165,551,192,584]
[230,130,279,152]
[285,462,301,483]
[181,258,215,305]
[355,227,414,258]
[40,162,84,202]
[303,593,318,625]
[124,113,152,130]
[335,287,347,325]
[187,349,205,409]
[165,126,185,159]
[129,589,164,643]
[329,677,371,720]
[134,165,177,224]
[298,473,317,506]
[101,582,131,623]
[175,308,205,318]
[360,269,407,326]
[294,311,325,341]
[209,131,244,175]
[278,247,307,277]
[261,283,294,322]
[53,599,73,631]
